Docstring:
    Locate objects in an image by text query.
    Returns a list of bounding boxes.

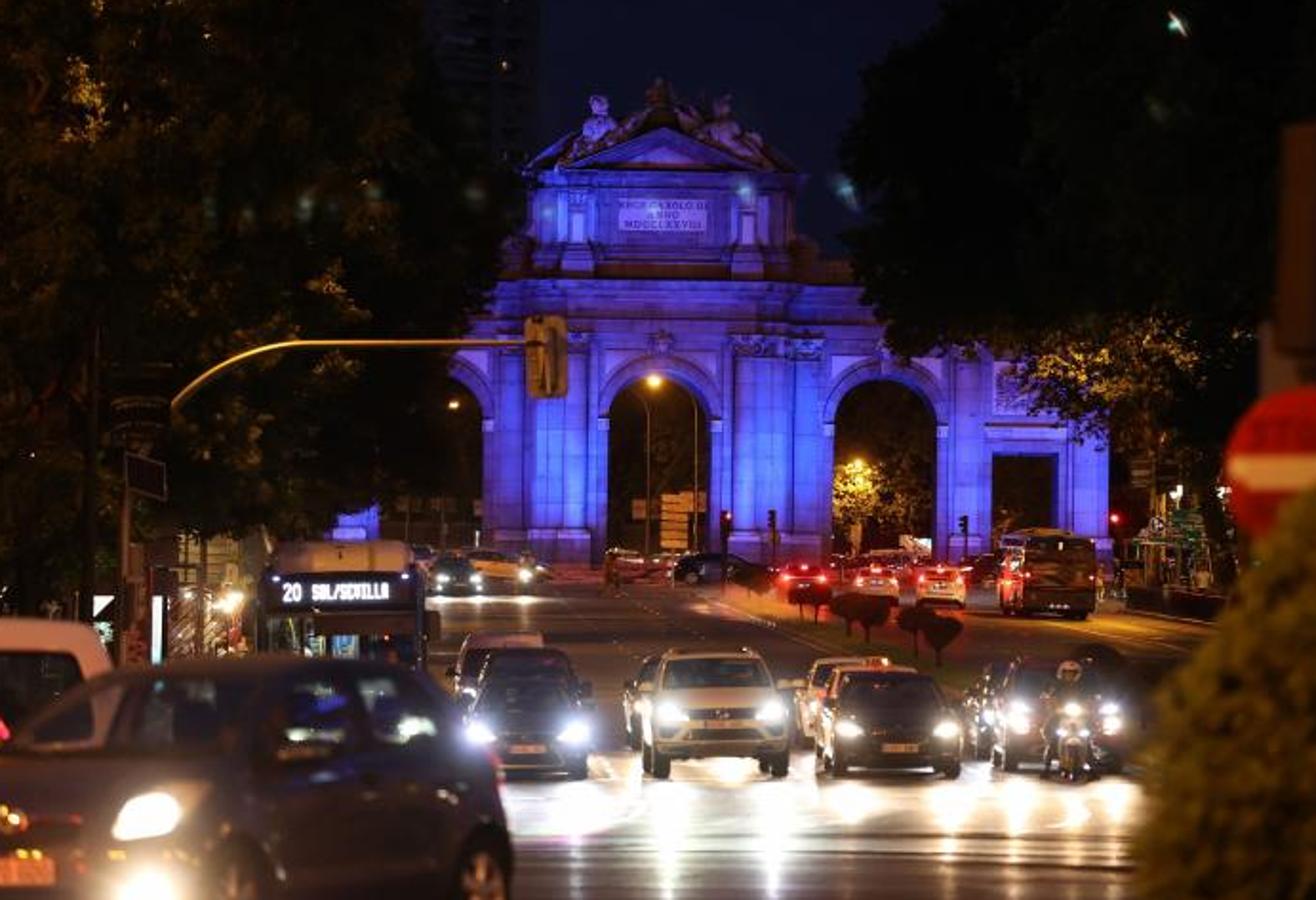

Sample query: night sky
[538,0,941,252]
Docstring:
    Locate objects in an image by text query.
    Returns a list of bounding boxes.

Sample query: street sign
[124,453,168,501]
[1224,385,1316,536]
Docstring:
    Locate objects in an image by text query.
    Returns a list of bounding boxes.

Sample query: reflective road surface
[432,580,1199,899]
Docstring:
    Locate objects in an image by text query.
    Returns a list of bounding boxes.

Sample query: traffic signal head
[1109,512,1122,526]
[767,509,777,530]
[957,514,969,536]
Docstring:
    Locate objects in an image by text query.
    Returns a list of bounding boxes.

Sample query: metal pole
[116,477,132,664]
[642,395,652,558]
[691,393,699,551]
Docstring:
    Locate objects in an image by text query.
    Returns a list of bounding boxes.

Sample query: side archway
[823,359,946,427]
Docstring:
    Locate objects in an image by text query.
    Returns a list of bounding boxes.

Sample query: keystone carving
[730,334,779,357]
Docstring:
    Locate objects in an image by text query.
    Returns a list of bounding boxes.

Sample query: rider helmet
[1056,659,1083,683]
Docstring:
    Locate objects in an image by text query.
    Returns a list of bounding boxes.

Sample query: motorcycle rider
[1040,659,1090,776]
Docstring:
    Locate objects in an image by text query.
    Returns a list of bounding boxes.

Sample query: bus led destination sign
[618,198,707,233]
[263,571,420,613]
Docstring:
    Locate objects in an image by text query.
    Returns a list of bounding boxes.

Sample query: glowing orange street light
[645,373,664,390]
[447,399,461,411]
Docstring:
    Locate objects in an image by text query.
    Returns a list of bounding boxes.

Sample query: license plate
[931,582,948,590]
[508,743,546,755]
[0,856,57,887]
[700,720,751,729]
[881,742,921,754]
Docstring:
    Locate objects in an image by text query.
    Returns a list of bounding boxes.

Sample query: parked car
[914,563,967,608]
[446,631,544,696]
[670,552,768,587]
[792,656,890,747]
[621,653,662,750]
[775,561,833,605]
[815,668,961,779]
[637,647,793,779]
[430,555,485,596]
[0,619,112,742]
[464,677,592,779]
[0,656,511,898]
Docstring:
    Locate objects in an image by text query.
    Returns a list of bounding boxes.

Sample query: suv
[638,648,792,779]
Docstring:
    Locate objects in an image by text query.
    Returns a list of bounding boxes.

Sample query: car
[670,552,766,586]
[465,548,540,588]
[958,552,1000,588]
[861,550,924,588]
[815,668,962,779]
[914,563,967,608]
[621,653,662,750]
[850,565,902,602]
[775,561,833,605]
[474,647,592,703]
[446,631,544,696]
[637,647,794,780]
[0,656,512,898]
[960,659,1013,759]
[430,555,485,595]
[792,656,892,747]
[463,677,592,779]
[0,618,112,742]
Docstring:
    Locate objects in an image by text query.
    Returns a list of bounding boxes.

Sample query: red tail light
[954,575,965,586]
[816,574,828,584]
[917,574,926,584]
[1024,571,1033,580]
[0,716,9,743]
[778,574,790,585]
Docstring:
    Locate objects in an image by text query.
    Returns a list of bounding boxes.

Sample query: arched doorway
[606,376,708,555]
[831,381,936,555]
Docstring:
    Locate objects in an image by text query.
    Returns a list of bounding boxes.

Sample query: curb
[1113,605,1217,628]
[701,593,849,655]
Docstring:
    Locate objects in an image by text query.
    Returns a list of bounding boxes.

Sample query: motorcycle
[1049,700,1094,783]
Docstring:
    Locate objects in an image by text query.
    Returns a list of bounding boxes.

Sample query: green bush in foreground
[1137,490,1316,899]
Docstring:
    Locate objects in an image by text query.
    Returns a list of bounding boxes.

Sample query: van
[997,528,1098,619]
[0,619,112,740]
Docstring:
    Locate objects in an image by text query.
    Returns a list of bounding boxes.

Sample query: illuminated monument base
[448,85,1108,563]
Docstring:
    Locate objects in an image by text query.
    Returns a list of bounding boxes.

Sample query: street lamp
[446,398,461,411]
[646,374,702,551]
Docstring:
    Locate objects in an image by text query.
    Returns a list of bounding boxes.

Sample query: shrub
[1136,489,1316,898]
[831,593,892,641]
[920,613,963,667]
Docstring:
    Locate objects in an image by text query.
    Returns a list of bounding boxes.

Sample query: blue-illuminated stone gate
[449,87,1108,563]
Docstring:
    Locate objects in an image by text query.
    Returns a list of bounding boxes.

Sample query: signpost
[1224,385,1316,537]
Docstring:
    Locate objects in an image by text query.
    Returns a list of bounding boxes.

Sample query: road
[430,579,1208,899]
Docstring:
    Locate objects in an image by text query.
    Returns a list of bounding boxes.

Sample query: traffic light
[1109,512,1123,527]
[524,315,568,398]
[767,509,777,532]
[957,514,969,536]
[719,510,733,541]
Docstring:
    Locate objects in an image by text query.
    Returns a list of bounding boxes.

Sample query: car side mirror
[578,681,594,699]
[637,680,655,694]
[777,678,807,691]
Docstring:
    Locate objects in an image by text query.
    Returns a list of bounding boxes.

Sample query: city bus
[256,540,439,669]
[996,528,1098,619]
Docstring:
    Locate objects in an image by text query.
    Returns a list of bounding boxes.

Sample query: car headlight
[557,720,590,745]
[1062,701,1085,718]
[112,867,183,900]
[981,708,996,726]
[1101,715,1123,735]
[465,720,497,745]
[1099,702,1121,717]
[755,699,786,725]
[470,572,484,585]
[932,720,961,740]
[517,567,535,584]
[111,791,183,842]
[834,719,865,740]
[1007,702,1032,735]
[655,701,689,726]
[436,572,452,585]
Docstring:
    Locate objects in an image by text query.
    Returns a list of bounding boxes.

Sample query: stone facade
[452,87,1109,563]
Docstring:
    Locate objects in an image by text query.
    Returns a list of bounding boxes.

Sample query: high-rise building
[426,0,539,166]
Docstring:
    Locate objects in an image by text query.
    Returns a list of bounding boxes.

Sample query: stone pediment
[563,127,762,172]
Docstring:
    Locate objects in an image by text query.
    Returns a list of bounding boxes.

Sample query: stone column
[728,334,789,562]
[787,337,828,561]
[526,333,592,561]
[487,341,528,548]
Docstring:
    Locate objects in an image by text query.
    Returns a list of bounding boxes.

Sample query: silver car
[0,656,511,899]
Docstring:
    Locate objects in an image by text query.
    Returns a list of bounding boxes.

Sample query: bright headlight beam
[111,792,183,843]
[755,699,786,724]
[655,702,689,726]
[932,720,960,740]
[465,720,497,745]
[835,720,865,739]
[557,720,591,745]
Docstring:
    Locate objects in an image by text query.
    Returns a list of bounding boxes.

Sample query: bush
[920,613,963,667]
[896,606,930,658]
[831,593,892,641]
[731,567,775,595]
[1136,490,1316,898]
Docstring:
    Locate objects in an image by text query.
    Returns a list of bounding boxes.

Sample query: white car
[792,656,889,746]
[851,566,902,602]
[915,563,967,608]
[638,648,793,779]
[0,619,112,741]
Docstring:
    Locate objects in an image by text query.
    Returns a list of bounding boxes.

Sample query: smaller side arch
[446,354,495,417]
[823,358,947,426]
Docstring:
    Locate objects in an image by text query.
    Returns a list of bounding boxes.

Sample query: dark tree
[920,613,964,667]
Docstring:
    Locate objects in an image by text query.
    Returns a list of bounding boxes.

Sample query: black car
[775,561,834,605]
[671,552,767,586]
[959,552,1001,588]
[431,555,486,595]
[475,647,593,702]
[464,678,592,779]
[816,669,962,779]
[0,656,511,899]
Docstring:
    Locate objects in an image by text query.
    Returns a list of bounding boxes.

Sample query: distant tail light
[1024,571,1033,580]
[778,574,790,585]
[816,574,828,584]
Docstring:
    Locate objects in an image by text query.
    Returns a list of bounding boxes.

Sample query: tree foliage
[0,0,512,612]
[1136,490,1316,898]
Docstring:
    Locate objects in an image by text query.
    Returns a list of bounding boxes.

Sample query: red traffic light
[1109,512,1122,526]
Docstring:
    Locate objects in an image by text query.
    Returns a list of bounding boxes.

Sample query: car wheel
[941,761,962,780]
[626,716,642,751]
[831,750,848,778]
[211,846,272,900]
[641,742,653,774]
[568,756,589,780]
[452,835,511,900]
[1001,744,1019,772]
[974,730,992,761]
[758,757,771,774]
[683,571,701,586]
[651,748,671,780]
[770,752,789,778]
[1070,611,1089,621]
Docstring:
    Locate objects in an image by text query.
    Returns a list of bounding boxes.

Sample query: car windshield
[663,658,770,689]
[475,681,570,716]
[841,676,940,711]
[811,661,861,687]
[0,652,85,734]
[9,676,256,756]
[484,652,572,681]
